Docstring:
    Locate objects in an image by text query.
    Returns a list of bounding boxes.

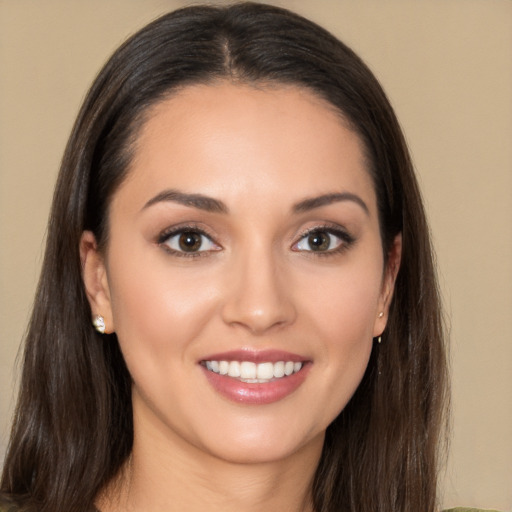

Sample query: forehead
[117,82,376,214]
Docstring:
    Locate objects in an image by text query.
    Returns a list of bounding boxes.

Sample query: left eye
[162,230,218,253]
[294,230,345,252]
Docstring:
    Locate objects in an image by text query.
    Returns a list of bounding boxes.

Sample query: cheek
[298,258,382,410]
[106,248,221,364]
[304,260,383,343]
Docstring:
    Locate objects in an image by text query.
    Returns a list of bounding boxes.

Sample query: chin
[189,416,326,466]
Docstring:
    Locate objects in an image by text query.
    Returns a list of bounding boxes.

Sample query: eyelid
[291,224,355,254]
[157,223,222,256]
[155,222,354,257]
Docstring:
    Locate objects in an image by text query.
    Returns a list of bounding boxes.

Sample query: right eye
[160,229,220,255]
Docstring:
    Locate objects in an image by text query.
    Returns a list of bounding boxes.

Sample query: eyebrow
[142,189,229,214]
[293,192,369,215]
[142,189,369,216]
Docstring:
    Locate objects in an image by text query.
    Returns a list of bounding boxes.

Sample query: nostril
[221,297,296,334]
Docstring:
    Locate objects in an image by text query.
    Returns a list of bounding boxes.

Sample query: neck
[97,422,322,512]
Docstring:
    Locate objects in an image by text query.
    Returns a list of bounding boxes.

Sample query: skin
[81,82,401,512]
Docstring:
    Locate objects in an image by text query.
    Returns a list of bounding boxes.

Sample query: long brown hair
[1,4,448,511]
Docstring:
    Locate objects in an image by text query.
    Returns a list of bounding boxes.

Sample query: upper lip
[200,348,307,364]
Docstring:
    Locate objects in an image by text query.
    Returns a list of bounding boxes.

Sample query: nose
[221,248,297,335]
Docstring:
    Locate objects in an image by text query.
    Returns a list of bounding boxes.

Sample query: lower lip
[201,364,310,405]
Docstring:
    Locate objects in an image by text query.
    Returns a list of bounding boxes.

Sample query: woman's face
[83,82,398,465]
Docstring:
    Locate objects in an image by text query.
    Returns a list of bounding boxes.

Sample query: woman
[0,3,483,511]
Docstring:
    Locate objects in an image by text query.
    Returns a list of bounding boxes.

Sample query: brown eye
[293,227,352,254]
[178,232,203,252]
[161,229,219,255]
[307,232,331,251]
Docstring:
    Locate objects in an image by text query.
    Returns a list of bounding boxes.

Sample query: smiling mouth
[202,360,303,383]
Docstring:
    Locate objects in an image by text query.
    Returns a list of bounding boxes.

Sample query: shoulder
[0,498,22,512]
[0,496,97,512]
[0,496,33,512]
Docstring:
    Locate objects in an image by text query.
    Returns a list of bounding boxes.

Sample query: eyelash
[292,225,355,256]
[157,224,220,258]
[156,223,355,258]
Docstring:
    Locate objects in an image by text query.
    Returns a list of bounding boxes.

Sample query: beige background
[1,1,511,510]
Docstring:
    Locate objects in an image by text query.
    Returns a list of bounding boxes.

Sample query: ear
[80,231,115,333]
[373,233,402,337]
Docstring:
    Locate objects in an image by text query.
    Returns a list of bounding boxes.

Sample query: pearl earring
[92,315,105,334]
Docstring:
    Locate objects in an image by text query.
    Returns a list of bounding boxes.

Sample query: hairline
[98,77,382,253]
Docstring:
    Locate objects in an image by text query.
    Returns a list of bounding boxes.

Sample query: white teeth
[240,361,257,379]
[204,360,304,381]
[284,361,294,376]
[227,360,241,377]
[257,362,274,380]
[219,360,229,375]
[273,361,285,378]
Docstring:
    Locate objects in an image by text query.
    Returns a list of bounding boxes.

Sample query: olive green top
[445,509,502,512]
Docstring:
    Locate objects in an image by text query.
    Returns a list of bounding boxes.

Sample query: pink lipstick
[200,349,310,405]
